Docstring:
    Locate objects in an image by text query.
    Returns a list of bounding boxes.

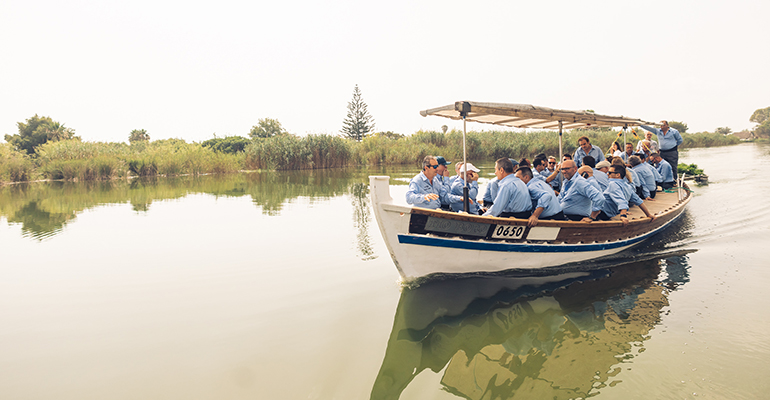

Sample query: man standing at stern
[640,121,683,180]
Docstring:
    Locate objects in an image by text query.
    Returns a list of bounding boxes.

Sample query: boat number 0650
[492,225,524,239]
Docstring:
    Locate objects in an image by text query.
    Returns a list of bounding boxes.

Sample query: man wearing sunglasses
[406,156,445,209]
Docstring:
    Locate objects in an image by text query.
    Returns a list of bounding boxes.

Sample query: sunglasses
[427,164,439,169]
[548,162,556,165]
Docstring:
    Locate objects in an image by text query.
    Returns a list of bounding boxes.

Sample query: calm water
[1,143,769,399]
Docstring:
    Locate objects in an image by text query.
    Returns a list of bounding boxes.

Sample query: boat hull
[369,175,691,282]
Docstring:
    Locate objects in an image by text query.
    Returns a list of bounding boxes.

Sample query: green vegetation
[750,106,770,139]
[677,163,704,176]
[249,118,287,139]
[4,115,77,155]
[668,121,688,133]
[341,84,375,141]
[0,114,745,185]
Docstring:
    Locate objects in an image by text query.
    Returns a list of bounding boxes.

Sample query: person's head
[582,155,596,168]
[625,142,634,154]
[645,131,653,140]
[628,155,642,167]
[548,156,558,169]
[459,162,480,180]
[422,156,439,179]
[563,153,572,161]
[612,141,621,152]
[577,165,593,178]
[518,157,531,168]
[532,157,546,171]
[454,162,464,175]
[495,158,514,180]
[609,165,627,179]
[435,156,451,175]
[650,152,662,162]
[596,160,611,173]
[578,136,592,153]
[515,166,533,184]
[661,120,669,132]
[560,160,577,180]
[611,157,625,166]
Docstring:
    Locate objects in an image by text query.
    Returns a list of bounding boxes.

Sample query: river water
[1,143,768,399]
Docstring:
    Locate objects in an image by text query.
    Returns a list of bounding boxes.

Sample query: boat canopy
[420,101,658,130]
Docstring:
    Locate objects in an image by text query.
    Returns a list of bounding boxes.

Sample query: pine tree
[341,85,375,141]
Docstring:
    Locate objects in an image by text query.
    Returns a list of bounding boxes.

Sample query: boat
[369,101,692,282]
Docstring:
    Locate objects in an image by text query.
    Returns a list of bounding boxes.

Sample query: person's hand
[470,171,479,182]
[424,193,439,201]
[442,170,450,177]
[648,215,657,223]
[581,217,593,223]
[620,215,629,227]
[527,215,539,227]
[646,197,655,201]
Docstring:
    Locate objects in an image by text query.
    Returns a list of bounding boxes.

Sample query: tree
[750,106,770,139]
[249,118,287,139]
[341,84,375,141]
[715,127,732,135]
[4,115,76,155]
[129,129,150,144]
[668,121,688,133]
[750,106,770,125]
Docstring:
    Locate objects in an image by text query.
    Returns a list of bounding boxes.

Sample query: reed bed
[1,128,743,184]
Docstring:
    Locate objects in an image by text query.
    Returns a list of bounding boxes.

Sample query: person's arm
[528,207,544,227]
[673,128,684,146]
[545,165,560,183]
[483,184,509,217]
[639,125,661,135]
[583,180,605,220]
[406,179,438,206]
[639,202,656,222]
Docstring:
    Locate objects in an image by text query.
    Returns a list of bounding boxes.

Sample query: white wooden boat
[370,102,692,282]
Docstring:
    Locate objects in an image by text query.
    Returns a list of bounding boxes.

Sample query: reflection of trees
[350,182,376,260]
[0,170,377,240]
[371,257,691,400]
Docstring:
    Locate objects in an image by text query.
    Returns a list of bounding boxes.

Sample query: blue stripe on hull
[398,214,681,253]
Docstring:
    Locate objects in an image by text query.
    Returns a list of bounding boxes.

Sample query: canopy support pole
[460,105,470,213]
[558,121,563,164]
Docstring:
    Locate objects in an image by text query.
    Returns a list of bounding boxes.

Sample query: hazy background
[2,0,768,143]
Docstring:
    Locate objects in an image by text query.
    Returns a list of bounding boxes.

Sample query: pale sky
[2,0,768,144]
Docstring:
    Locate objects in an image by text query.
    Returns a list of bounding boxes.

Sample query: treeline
[1,128,740,184]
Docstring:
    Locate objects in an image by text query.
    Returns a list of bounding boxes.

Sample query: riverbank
[1,129,740,184]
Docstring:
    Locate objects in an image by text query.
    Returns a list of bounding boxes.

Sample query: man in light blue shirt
[557,160,604,221]
[620,143,636,163]
[597,165,656,226]
[450,163,480,213]
[640,121,683,179]
[483,158,532,219]
[405,156,444,209]
[650,153,675,189]
[629,155,657,200]
[516,167,564,226]
[582,155,608,191]
[573,136,605,167]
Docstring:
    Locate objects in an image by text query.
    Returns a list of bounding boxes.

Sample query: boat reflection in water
[371,256,691,400]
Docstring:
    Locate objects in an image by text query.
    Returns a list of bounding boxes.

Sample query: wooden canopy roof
[420,101,658,130]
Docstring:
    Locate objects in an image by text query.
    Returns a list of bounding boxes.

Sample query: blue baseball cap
[436,156,451,165]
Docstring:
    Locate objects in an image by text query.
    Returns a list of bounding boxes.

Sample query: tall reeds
[0,143,35,183]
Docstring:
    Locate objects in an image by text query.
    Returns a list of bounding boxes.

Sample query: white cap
[461,163,480,173]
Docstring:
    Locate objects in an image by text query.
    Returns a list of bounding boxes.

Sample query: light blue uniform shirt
[640,125,683,151]
[627,167,641,189]
[450,179,479,214]
[527,178,562,218]
[405,171,443,209]
[602,178,644,218]
[482,178,499,203]
[559,174,604,217]
[656,159,674,183]
[483,174,532,217]
[593,169,609,191]
[574,145,605,167]
[632,163,657,198]
[435,174,460,206]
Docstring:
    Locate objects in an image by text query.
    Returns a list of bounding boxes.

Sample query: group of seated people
[405,135,676,227]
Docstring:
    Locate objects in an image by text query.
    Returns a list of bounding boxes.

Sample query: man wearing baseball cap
[450,163,481,213]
